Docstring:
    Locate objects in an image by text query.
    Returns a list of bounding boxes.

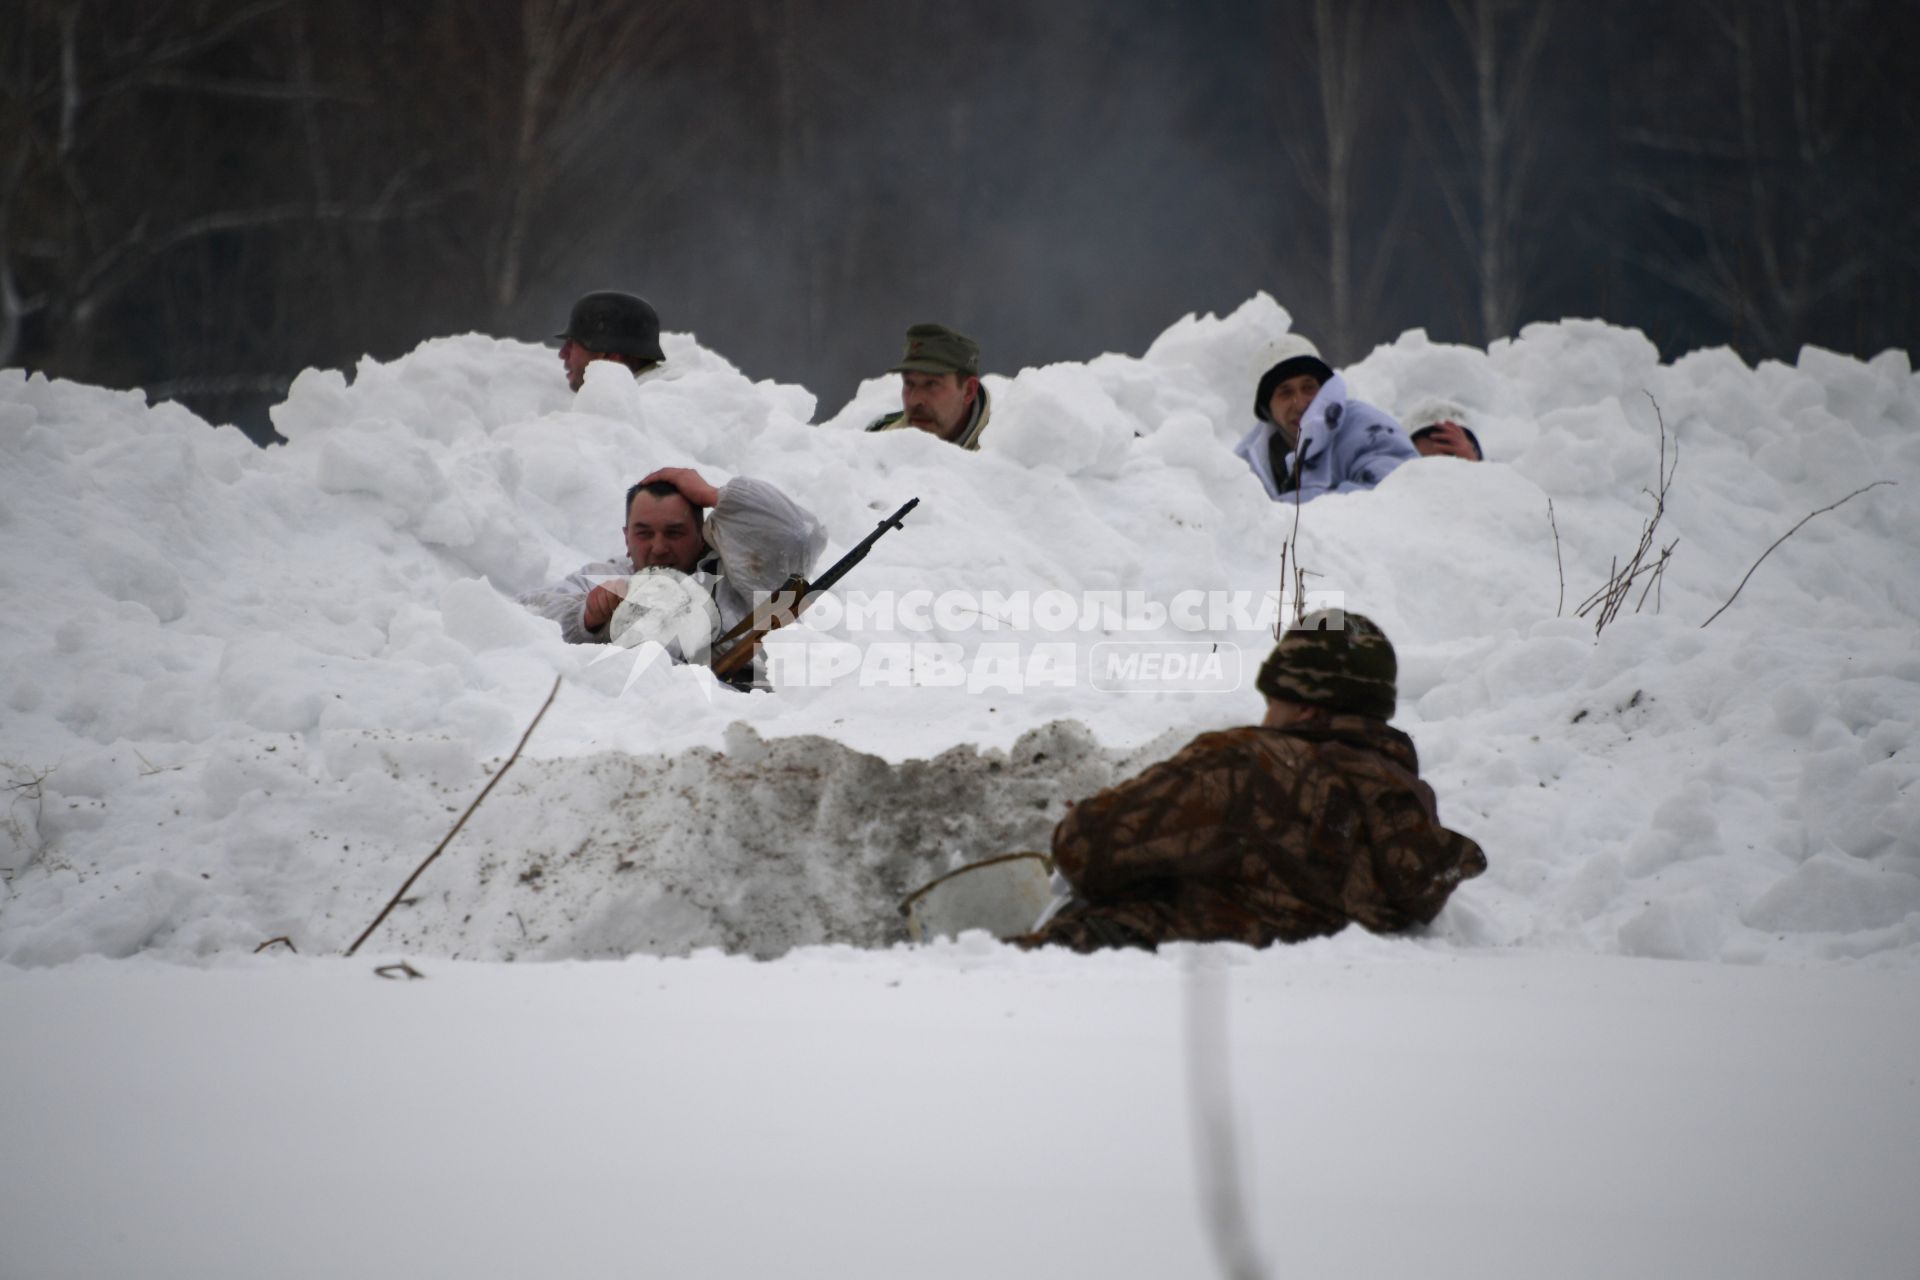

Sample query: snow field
[1,295,1917,967]
[2,942,1916,1279]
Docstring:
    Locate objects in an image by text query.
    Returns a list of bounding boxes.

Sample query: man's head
[1402,398,1484,461]
[1255,609,1397,721]
[622,480,705,572]
[889,322,981,441]
[555,291,665,391]
[1253,334,1336,448]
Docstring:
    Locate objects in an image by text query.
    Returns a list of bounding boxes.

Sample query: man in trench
[864,322,991,449]
[516,467,825,683]
[552,290,668,391]
[1401,398,1487,462]
[1232,334,1418,501]
[1017,611,1486,950]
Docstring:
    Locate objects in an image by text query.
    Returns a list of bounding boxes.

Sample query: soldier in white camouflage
[1018,610,1486,951]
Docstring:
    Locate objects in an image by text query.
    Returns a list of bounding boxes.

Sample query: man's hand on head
[1412,421,1482,461]
[639,467,721,508]
[583,579,630,633]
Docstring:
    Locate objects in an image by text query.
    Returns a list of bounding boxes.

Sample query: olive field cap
[889,323,981,377]
[1253,333,1336,422]
[1255,609,1397,720]
[553,291,665,363]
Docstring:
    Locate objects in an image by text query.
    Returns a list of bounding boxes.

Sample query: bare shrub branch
[345,675,561,957]
[374,961,424,980]
[1701,481,1895,627]
[1577,394,1679,636]
[1548,498,1565,616]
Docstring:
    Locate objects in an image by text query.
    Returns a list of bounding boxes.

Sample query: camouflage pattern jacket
[1028,716,1485,950]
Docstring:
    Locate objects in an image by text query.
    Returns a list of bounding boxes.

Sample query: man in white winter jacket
[517,468,826,678]
[1232,334,1418,502]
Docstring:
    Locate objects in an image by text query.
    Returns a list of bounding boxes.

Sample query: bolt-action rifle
[708,497,920,680]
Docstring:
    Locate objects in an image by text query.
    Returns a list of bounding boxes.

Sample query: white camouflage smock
[517,477,827,655]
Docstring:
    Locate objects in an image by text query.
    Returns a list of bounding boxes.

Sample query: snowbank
[2,296,1916,966]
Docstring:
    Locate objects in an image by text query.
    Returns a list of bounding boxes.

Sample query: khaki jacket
[865,384,991,451]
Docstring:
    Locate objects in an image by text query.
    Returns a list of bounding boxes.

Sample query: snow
[4,293,1915,968]
[3,293,1918,1275]
[4,946,1916,1279]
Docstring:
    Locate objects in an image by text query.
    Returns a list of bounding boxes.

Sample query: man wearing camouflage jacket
[1019,611,1485,951]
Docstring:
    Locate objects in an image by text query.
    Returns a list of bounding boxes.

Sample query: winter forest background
[4,0,1917,443]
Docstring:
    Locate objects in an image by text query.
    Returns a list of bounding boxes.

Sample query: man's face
[624,490,705,572]
[1411,421,1482,461]
[1267,373,1322,447]
[900,371,978,440]
[560,339,611,392]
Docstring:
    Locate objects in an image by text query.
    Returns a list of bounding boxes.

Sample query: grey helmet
[554,291,665,363]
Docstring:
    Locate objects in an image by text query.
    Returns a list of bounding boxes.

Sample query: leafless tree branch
[345,675,562,957]
[1700,481,1895,627]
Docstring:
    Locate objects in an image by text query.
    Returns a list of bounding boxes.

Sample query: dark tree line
[4,0,1916,443]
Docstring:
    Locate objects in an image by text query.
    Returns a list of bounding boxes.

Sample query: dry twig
[1,762,56,878]
[344,675,562,957]
[132,748,187,777]
[1576,395,1679,636]
[1547,499,1565,617]
[1274,481,1311,638]
[1287,481,1309,629]
[374,962,424,980]
[1701,482,1895,628]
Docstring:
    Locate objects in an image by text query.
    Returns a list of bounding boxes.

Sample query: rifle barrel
[706,496,920,680]
[809,498,919,597]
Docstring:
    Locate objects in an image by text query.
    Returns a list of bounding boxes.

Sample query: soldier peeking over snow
[1016,610,1485,952]
[1232,334,1419,501]
[551,291,668,391]
[1401,397,1487,462]
[865,322,991,450]
[516,468,826,685]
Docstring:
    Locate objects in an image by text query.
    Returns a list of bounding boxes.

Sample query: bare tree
[450,0,713,329]
[1279,0,1410,361]
[1418,0,1557,345]
[0,1,426,398]
[751,0,830,362]
[1622,0,1897,356]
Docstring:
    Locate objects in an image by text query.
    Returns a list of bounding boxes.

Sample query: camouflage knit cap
[1255,609,1397,719]
[889,323,980,377]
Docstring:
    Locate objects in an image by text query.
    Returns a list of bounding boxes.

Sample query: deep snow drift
[1,295,1917,967]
